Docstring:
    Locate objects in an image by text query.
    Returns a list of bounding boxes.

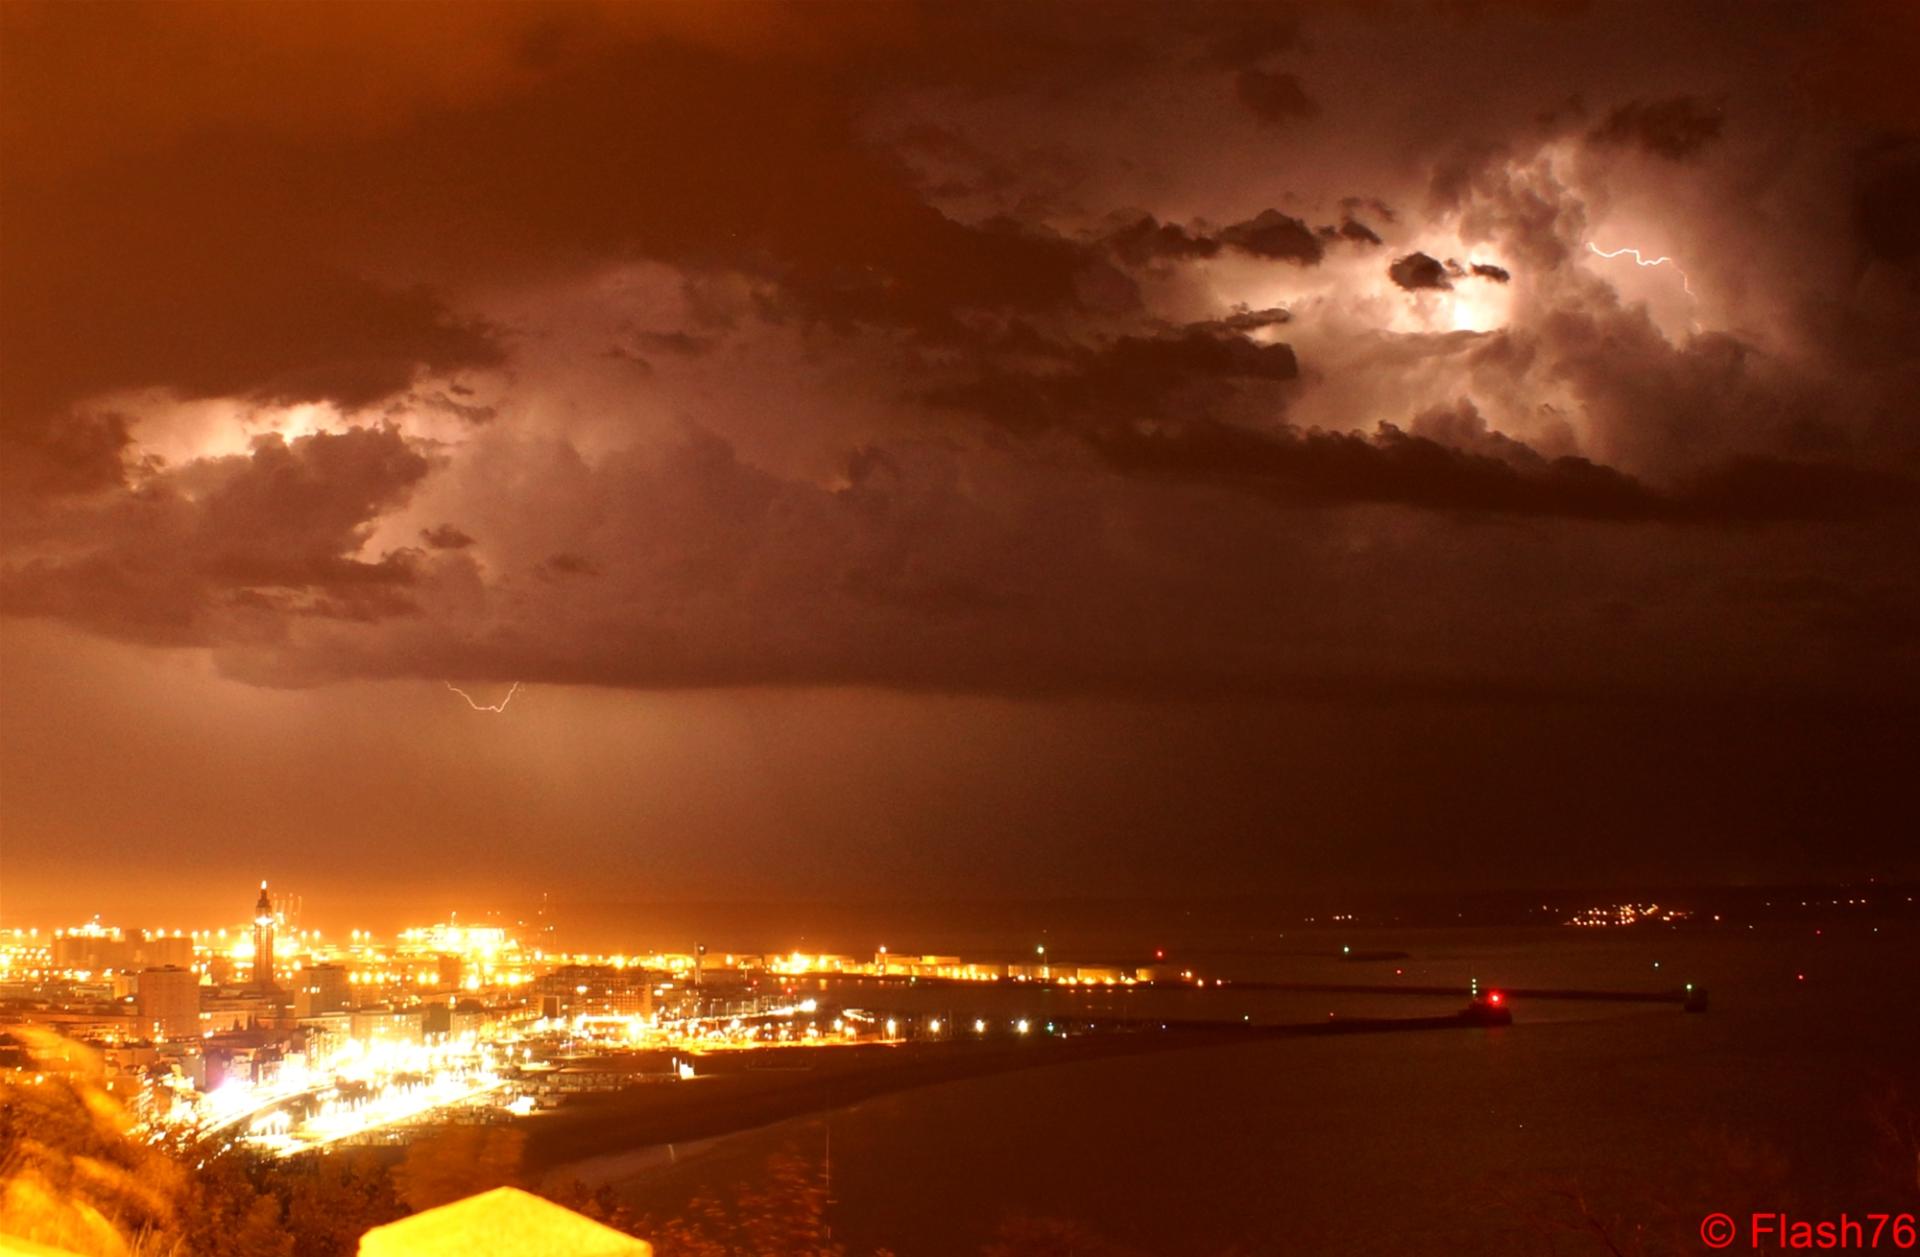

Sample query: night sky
[3,1,1915,927]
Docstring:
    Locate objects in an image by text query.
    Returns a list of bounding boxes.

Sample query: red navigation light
[1487,991,1504,1005]
[1154,948,1165,960]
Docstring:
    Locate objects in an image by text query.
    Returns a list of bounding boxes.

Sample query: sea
[544,903,1918,1255]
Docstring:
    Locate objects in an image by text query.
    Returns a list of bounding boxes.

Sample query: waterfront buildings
[296,963,351,1016]
[2,878,1217,1155]
[135,965,200,1041]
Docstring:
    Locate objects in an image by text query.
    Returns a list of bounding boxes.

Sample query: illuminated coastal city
[7,879,1910,1172]
[5,1,1917,1253]
[6,881,1228,1159]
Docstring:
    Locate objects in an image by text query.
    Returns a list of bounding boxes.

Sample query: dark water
[584,921,1916,1255]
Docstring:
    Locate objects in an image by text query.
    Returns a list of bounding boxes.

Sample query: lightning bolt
[445,680,522,713]
[1586,242,1694,296]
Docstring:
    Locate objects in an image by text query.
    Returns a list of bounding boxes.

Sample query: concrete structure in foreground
[357,1187,650,1257]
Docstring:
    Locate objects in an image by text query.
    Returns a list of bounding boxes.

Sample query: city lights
[1564,903,1693,928]
[2,881,1215,1157]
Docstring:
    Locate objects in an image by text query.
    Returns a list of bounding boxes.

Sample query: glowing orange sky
[3,1,1915,922]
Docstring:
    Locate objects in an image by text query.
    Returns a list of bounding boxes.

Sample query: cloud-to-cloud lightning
[445,681,523,713]
[1585,241,1695,296]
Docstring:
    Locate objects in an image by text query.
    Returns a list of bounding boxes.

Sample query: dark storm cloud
[1388,252,1453,290]
[1104,207,1345,268]
[153,420,1908,717]
[1235,69,1318,125]
[1217,210,1327,265]
[1088,417,1662,518]
[1103,328,1301,382]
[0,0,1916,724]
[1203,306,1294,333]
[0,217,503,465]
[0,411,133,501]
[1384,254,1505,290]
[0,1,1132,456]
[929,322,1908,525]
[1084,405,1911,525]
[412,390,498,426]
[3,427,432,645]
[0,97,508,427]
[1408,398,1554,468]
[1332,218,1385,247]
[922,323,1299,434]
[1588,95,1726,161]
[1103,215,1224,265]
[420,525,476,550]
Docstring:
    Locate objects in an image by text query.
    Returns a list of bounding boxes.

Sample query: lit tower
[253,881,277,990]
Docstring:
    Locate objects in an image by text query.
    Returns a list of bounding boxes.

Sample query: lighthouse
[253,881,277,991]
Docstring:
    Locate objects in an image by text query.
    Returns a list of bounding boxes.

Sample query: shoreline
[526,1011,1500,1180]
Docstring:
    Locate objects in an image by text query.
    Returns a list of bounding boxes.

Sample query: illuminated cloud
[0,0,1914,712]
